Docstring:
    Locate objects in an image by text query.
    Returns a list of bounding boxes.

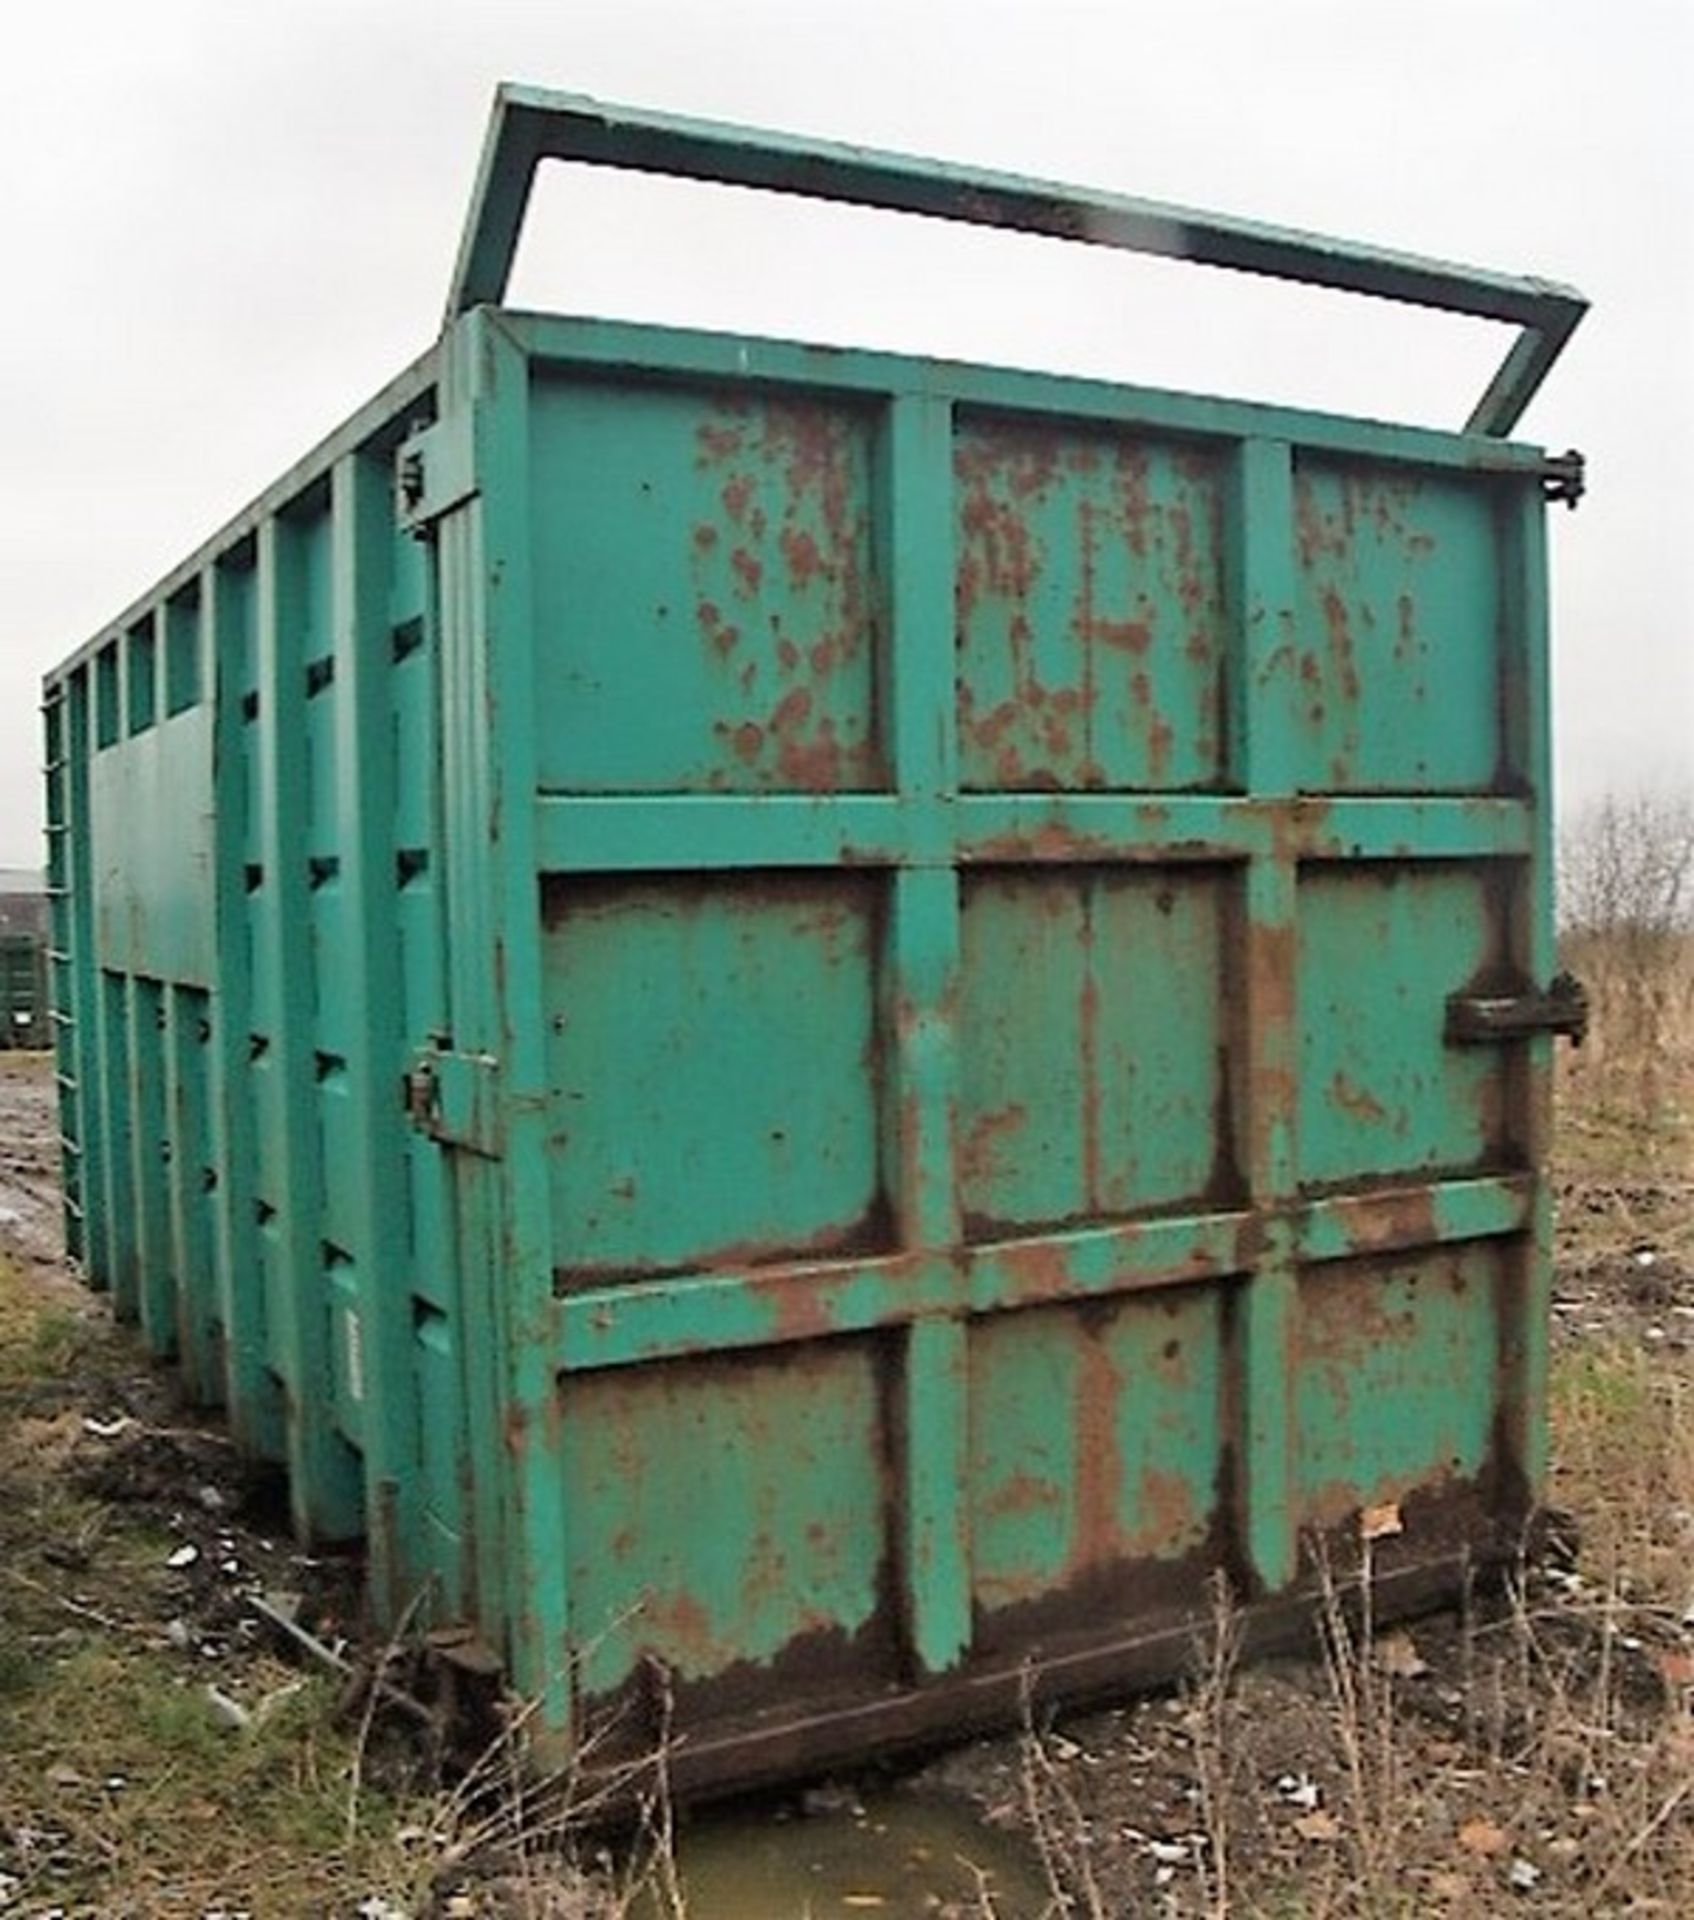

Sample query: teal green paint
[884,359,969,1662]
[901,1316,971,1673]
[1301,797,1532,862]
[506,315,1564,484]
[164,590,201,716]
[970,1289,1225,1613]
[956,419,1229,792]
[529,377,884,795]
[1299,1174,1531,1265]
[1291,462,1502,792]
[544,875,885,1277]
[433,464,518,1653]
[93,644,120,749]
[562,1342,889,1698]
[880,393,957,797]
[535,792,915,872]
[1240,1247,1298,1587]
[556,1252,960,1372]
[529,789,1534,877]
[1298,864,1504,1187]
[1503,484,1556,1495]
[1295,1246,1502,1518]
[1243,859,1299,1198]
[302,670,341,861]
[330,449,428,1618]
[456,311,571,1715]
[967,1211,1253,1317]
[552,1207,1274,1373]
[958,793,1260,863]
[97,970,136,1320]
[413,1307,465,1598]
[255,514,364,1541]
[1232,437,1301,1592]
[970,1317,1073,1607]
[1229,440,1299,794]
[125,616,158,736]
[316,1060,358,1252]
[167,986,221,1404]
[206,556,285,1460]
[87,711,215,986]
[958,869,1228,1228]
[326,1252,364,1447]
[887,868,962,1250]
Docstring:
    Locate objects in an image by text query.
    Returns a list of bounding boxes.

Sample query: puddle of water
[632,1788,1049,1919]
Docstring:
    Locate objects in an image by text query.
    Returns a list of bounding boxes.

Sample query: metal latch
[404,1040,503,1154]
[395,413,479,536]
[404,1050,440,1128]
[1541,449,1585,510]
[1445,971,1589,1047]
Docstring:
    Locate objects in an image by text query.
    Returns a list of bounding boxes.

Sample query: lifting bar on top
[446,82,1587,440]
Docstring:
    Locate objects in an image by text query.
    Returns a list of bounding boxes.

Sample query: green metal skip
[43,86,1587,1796]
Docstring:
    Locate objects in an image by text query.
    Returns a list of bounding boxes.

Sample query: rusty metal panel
[968,1289,1229,1634]
[561,1342,899,1709]
[1298,863,1513,1186]
[1291,462,1506,793]
[1295,1244,1507,1530]
[957,868,1233,1230]
[530,382,884,795]
[542,874,889,1281]
[41,86,1587,1805]
[955,421,1229,793]
[493,315,1565,1786]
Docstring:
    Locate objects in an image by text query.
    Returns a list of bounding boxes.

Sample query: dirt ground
[3,1040,1693,1917]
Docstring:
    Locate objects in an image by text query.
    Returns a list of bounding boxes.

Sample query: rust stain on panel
[1071,1326,1125,1575]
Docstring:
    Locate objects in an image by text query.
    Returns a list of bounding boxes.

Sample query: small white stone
[1509,1856,1542,1892]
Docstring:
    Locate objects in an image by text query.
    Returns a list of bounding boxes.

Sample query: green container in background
[0,933,48,1050]
[41,86,1589,1797]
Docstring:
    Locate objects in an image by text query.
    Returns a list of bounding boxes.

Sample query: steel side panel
[47,369,455,1609]
[88,709,215,986]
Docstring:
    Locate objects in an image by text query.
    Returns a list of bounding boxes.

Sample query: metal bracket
[444,83,1588,437]
[1541,449,1586,510]
[1445,971,1589,1047]
[405,1040,503,1154]
[395,414,479,536]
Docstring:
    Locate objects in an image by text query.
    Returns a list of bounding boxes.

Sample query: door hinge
[1445,970,1589,1047]
[405,1040,503,1154]
[1541,448,1585,510]
[396,413,479,536]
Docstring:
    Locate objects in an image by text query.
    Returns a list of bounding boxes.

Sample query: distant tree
[1559,790,1694,941]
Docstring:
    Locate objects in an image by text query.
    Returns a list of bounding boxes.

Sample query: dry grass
[0,1247,694,1918]
[0,1255,421,1914]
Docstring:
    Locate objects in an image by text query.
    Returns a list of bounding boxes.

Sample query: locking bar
[1445,972,1590,1047]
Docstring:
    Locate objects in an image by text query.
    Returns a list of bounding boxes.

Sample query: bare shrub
[1558,789,1694,1126]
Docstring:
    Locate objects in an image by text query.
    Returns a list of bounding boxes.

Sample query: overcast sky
[2,0,1689,865]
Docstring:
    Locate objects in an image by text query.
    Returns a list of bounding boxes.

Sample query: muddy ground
[3,1046,1693,1916]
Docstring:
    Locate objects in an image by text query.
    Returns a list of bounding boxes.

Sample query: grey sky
[3,0,1689,864]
